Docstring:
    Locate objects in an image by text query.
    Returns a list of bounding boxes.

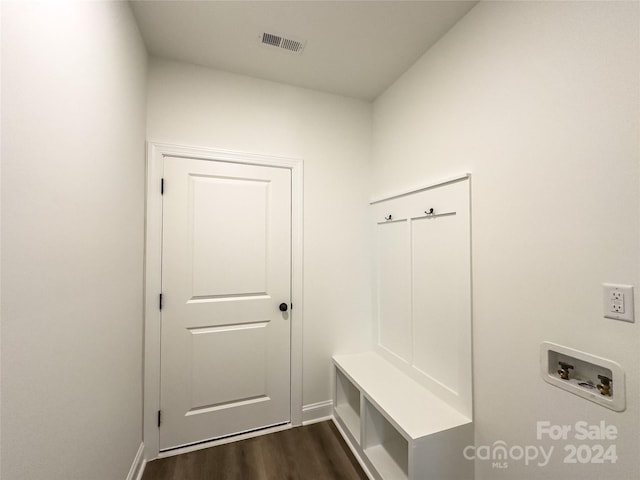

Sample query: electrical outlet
[611,291,624,313]
[603,284,634,322]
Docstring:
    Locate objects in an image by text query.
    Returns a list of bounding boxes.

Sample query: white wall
[1,2,147,479]
[373,2,639,479]
[0,2,4,475]
[3,2,637,478]
[146,58,373,409]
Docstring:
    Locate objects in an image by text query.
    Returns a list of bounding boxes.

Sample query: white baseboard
[135,460,147,480]
[302,400,333,425]
[126,442,145,480]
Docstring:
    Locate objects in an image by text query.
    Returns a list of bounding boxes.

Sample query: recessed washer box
[540,342,625,412]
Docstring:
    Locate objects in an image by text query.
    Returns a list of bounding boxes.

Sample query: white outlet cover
[602,283,634,322]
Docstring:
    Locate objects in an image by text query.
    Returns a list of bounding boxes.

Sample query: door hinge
[159,293,163,310]
[161,178,164,195]
[157,410,161,427]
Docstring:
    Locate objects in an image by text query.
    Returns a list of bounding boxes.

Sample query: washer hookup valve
[557,362,574,380]
[597,375,612,397]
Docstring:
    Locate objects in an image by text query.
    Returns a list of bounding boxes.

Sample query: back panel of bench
[371,175,472,418]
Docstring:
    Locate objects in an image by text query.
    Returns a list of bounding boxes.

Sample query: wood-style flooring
[142,421,368,480]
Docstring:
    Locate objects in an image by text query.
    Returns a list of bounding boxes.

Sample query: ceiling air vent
[260,32,305,54]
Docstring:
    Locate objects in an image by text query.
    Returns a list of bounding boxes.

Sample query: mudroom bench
[333,352,473,480]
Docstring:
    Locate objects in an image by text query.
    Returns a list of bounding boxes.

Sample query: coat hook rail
[411,210,457,220]
[378,215,408,225]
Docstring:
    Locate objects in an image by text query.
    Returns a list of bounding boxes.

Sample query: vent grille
[262,32,281,47]
[260,32,305,54]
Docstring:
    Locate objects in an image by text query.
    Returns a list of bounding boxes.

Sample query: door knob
[279,303,288,312]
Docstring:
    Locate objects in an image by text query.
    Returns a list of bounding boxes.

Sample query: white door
[159,157,292,450]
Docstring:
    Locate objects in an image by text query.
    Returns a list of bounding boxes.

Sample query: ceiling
[130,1,478,101]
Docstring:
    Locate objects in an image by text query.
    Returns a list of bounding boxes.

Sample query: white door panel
[160,157,291,450]
[189,322,269,409]
[190,175,269,298]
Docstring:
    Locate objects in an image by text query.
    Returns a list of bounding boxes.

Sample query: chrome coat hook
[384,214,393,221]
[425,208,435,215]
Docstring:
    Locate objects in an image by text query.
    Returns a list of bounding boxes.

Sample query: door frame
[143,142,304,460]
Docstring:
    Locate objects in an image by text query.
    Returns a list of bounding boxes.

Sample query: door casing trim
[143,142,304,460]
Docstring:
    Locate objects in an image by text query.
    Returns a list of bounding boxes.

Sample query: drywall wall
[373,1,639,479]
[146,58,373,411]
[0,3,4,476]
[1,2,147,479]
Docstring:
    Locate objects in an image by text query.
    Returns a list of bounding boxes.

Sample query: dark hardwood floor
[142,420,368,480]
